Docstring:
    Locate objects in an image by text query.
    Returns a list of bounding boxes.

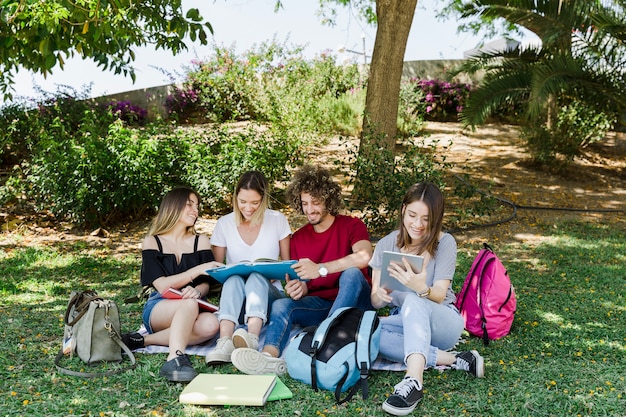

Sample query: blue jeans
[379,293,464,367]
[142,291,164,334]
[263,267,373,354]
[218,272,283,325]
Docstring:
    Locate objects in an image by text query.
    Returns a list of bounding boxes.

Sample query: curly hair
[286,164,342,215]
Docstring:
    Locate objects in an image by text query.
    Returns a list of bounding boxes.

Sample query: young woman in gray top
[370,182,485,416]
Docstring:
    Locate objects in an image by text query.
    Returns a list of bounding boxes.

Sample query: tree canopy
[0,0,212,99]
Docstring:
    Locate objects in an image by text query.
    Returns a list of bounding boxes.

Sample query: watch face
[319,266,328,277]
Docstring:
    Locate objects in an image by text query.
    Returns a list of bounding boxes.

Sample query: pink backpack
[455,243,516,345]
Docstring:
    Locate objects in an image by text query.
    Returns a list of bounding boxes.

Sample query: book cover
[161,288,219,312]
[380,251,425,293]
[179,374,277,406]
[266,376,293,401]
[206,259,299,283]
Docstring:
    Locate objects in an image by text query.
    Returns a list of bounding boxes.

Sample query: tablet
[379,251,425,292]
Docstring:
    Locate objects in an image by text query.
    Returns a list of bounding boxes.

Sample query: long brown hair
[147,186,199,236]
[396,182,444,256]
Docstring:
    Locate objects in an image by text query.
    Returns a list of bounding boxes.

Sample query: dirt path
[422,122,626,246]
[1,122,624,254]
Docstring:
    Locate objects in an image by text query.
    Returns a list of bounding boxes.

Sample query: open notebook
[179,374,278,406]
[206,259,299,283]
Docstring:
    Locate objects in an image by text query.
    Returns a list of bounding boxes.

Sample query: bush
[27,118,190,226]
[257,48,362,137]
[402,78,472,122]
[103,100,148,126]
[182,124,302,214]
[337,132,449,237]
[0,101,35,166]
[316,88,366,136]
[522,98,616,165]
[166,40,362,138]
[398,81,426,136]
[178,47,262,123]
[164,87,199,121]
[0,88,150,169]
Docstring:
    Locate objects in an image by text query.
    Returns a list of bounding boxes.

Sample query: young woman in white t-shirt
[206,171,291,365]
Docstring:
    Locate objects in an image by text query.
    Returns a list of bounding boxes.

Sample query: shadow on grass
[0,218,624,417]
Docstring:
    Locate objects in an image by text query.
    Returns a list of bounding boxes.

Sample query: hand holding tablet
[379,251,425,292]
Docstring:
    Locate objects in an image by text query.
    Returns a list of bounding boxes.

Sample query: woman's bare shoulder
[141,235,158,250]
[196,233,212,250]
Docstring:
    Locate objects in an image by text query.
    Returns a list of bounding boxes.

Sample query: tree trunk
[353,0,418,202]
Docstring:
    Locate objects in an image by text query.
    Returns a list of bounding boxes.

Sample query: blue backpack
[284,307,381,404]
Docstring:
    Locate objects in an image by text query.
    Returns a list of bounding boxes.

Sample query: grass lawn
[1,217,624,417]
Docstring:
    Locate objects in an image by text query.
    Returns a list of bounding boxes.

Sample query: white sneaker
[205,337,235,365]
[232,328,259,350]
[231,348,287,375]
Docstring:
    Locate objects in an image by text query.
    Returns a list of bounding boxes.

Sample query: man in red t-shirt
[231,164,373,375]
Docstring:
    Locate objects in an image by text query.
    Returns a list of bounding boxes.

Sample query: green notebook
[267,376,293,401]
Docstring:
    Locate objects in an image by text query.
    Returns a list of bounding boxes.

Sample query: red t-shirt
[290,214,371,300]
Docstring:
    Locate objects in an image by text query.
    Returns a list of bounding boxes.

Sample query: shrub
[398,81,426,136]
[164,87,199,120]
[181,47,262,122]
[182,124,302,214]
[522,98,616,165]
[0,101,36,166]
[27,119,189,226]
[402,78,472,122]
[103,100,148,126]
[168,40,362,138]
[316,88,366,136]
[258,48,362,137]
[1,88,152,169]
[337,133,449,237]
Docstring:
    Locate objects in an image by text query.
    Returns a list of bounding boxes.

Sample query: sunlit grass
[1,217,624,416]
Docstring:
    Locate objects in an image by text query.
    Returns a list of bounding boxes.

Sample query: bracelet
[417,287,430,298]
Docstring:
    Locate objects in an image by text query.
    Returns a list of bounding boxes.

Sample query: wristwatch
[318,264,328,277]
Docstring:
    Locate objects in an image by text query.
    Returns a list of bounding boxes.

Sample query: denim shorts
[142,291,164,334]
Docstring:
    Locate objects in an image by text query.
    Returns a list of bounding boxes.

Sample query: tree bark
[362,0,417,147]
[353,0,418,201]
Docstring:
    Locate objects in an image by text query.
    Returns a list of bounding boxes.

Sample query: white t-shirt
[210,209,291,264]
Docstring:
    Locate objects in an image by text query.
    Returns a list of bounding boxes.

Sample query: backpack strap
[308,307,351,392]
[335,309,378,404]
[475,245,496,345]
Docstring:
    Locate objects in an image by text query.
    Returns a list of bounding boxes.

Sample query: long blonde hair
[233,171,270,227]
[148,186,199,236]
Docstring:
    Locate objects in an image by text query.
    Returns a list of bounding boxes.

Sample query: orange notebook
[162,288,219,312]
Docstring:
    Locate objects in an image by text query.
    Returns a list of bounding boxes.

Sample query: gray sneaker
[232,328,259,350]
[231,348,287,375]
[159,350,197,383]
[205,337,235,365]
